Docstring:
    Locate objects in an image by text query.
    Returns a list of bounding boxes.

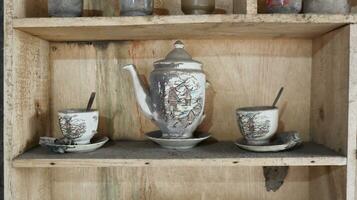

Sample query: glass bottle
[48,0,83,17]
[120,0,153,16]
[303,0,350,14]
[181,0,215,15]
[265,0,302,13]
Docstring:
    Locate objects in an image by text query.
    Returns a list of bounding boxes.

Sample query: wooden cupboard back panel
[350,0,357,7]
[50,39,312,141]
[310,166,347,200]
[13,0,48,18]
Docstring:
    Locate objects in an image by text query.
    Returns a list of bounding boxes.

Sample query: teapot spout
[123,64,153,120]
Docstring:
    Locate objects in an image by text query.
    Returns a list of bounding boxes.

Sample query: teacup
[236,106,278,145]
[58,109,99,145]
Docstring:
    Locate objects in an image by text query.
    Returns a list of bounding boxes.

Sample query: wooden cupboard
[4,0,357,199]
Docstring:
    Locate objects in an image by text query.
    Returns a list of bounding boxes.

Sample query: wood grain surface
[23,38,312,200]
[49,39,312,141]
[13,142,346,168]
[5,0,357,199]
[4,23,52,200]
[347,24,357,200]
[309,25,357,200]
[13,15,355,41]
[49,166,310,200]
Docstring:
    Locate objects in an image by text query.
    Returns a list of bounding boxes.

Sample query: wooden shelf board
[12,141,346,168]
[12,14,357,41]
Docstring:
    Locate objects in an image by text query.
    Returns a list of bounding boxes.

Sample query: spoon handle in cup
[272,87,284,107]
[86,92,96,111]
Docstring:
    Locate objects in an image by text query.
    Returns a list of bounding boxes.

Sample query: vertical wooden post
[234,0,258,14]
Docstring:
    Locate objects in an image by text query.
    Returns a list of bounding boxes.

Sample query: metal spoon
[86,92,96,111]
[272,87,284,107]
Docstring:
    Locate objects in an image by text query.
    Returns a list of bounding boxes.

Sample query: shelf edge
[12,14,357,29]
[12,157,347,168]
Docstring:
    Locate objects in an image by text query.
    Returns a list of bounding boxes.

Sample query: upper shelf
[13,141,346,168]
[13,14,357,41]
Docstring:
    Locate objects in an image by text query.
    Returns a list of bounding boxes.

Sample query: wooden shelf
[13,14,357,41]
[13,141,346,168]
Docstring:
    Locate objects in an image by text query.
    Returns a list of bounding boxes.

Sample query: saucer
[146,131,211,150]
[235,131,302,152]
[39,136,109,154]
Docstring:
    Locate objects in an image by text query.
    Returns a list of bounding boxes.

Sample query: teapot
[123,41,206,139]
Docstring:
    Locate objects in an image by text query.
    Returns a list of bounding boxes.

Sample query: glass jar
[48,0,83,17]
[265,0,302,13]
[303,0,350,14]
[120,0,153,16]
[181,0,215,15]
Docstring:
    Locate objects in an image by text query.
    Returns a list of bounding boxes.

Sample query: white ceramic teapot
[123,41,206,139]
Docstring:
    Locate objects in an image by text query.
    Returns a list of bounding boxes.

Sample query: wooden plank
[49,39,311,141]
[247,0,258,14]
[13,142,347,168]
[310,22,350,156]
[4,30,52,200]
[5,0,52,199]
[12,15,355,41]
[233,0,257,14]
[48,166,309,200]
[310,166,347,200]
[310,25,355,200]
[348,24,357,200]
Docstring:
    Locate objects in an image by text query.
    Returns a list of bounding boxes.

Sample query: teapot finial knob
[174,40,184,49]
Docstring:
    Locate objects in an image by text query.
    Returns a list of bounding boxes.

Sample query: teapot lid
[154,41,202,67]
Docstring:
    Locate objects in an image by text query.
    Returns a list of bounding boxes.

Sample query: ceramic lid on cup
[154,41,202,70]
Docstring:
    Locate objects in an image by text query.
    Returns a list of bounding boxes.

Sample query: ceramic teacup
[236,106,278,145]
[58,109,99,145]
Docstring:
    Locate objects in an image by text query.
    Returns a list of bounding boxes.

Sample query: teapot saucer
[146,131,211,150]
[235,131,302,152]
[39,136,109,154]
